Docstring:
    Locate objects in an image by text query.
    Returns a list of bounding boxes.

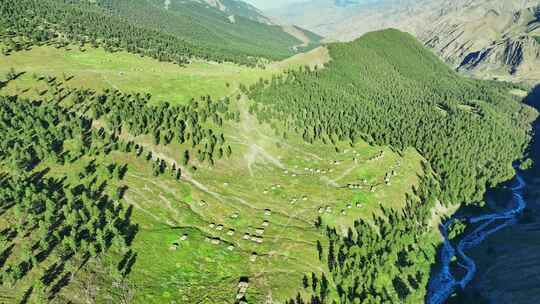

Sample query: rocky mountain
[419,0,540,83]
[269,0,540,84]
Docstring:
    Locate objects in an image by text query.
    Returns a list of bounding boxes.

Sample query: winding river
[426,171,527,304]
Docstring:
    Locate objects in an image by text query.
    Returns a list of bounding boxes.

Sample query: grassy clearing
[0,45,329,105]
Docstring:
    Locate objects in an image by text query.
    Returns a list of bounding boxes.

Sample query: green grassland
[0,107,425,303]
[0,43,426,303]
[0,77,424,304]
[0,45,329,105]
[100,98,425,303]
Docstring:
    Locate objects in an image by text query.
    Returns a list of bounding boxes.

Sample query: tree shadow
[41,262,65,286]
[118,205,139,247]
[119,164,129,180]
[0,244,15,269]
[118,249,138,277]
[0,201,15,217]
[28,166,49,181]
[48,272,72,301]
[0,227,17,240]
[14,71,26,80]
[35,237,60,264]
[116,185,129,200]
[19,286,33,304]
[16,260,35,280]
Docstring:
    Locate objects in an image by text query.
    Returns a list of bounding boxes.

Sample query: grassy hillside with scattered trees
[0,67,428,303]
[0,0,321,66]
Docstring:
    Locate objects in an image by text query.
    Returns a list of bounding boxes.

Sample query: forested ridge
[0,0,320,66]
[248,29,537,303]
[249,29,535,206]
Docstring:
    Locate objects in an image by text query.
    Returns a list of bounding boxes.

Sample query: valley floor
[462,175,540,304]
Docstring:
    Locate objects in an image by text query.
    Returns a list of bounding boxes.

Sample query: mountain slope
[0,3,537,302]
[247,29,536,302]
[269,0,540,83]
[194,0,274,24]
[0,0,322,66]
[420,1,540,83]
[0,41,427,303]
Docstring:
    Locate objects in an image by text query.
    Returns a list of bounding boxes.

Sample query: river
[425,171,528,304]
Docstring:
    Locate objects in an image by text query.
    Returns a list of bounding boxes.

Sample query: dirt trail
[122,132,228,204]
[237,98,287,175]
[237,97,324,178]
[124,194,162,222]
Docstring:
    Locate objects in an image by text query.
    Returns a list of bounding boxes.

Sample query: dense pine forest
[0,0,320,66]
[0,95,136,300]
[248,29,536,303]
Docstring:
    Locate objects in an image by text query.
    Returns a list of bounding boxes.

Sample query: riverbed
[425,172,528,304]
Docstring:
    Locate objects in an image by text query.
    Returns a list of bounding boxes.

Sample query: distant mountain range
[268,0,540,84]
[267,0,378,37]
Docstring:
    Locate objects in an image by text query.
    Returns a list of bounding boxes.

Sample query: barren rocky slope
[417,0,540,83]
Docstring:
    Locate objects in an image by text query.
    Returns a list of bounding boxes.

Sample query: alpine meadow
[0,1,539,304]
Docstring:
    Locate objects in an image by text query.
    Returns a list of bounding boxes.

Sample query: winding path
[426,171,527,304]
